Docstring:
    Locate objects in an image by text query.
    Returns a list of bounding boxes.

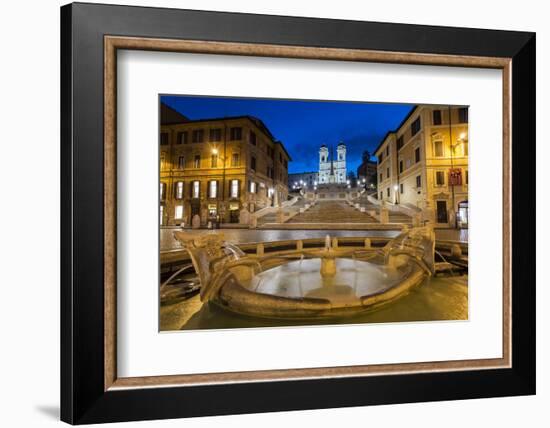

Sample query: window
[211,153,218,168]
[160,152,166,170]
[386,146,389,156]
[386,167,390,178]
[380,192,383,200]
[250,156,256,171]
[230,180,239,198]
[160,132,169,145]
[434,140,444,157]
[249,131,257,145]
[458,107,468,123]
[380,173,383,182]
[249,181,257,193]
[465,169,469,185]
[193,155,201,168]
[463,142,468,156]
[177,131,187,144]
[435,171,445,186]
[279,153,283,163]
[399,160,403,173]
[379,152,383,162]
[433,110,442,125]
[387,187,390,197]
[209,181,218,198]
[159,205,164,226]
[397,136,404,150]
[231,153,240,167]
[321,156,325,162]
[230,127,242,140]
[175,181,184,199]
[400,183,404,194]
[174,205,184,220]
[178,156,185,169]
[192,181,200,198]
[160,182,166,200]
[416,175,422,188]
[415,147,421,163]
[209,128,221,142]
[192,129,204,143]
[284,160,288,169]
[411,117,421,136]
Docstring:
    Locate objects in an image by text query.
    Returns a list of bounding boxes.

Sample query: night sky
[161,95,414,175]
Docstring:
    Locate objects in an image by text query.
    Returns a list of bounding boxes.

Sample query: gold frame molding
[104,35,512,391]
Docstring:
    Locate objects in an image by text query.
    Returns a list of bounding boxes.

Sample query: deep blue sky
[161,95,414,174]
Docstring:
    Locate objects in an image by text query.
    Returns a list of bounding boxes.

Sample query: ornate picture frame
[61,2,535,424]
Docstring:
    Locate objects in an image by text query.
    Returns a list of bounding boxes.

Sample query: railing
[252,196,300,222]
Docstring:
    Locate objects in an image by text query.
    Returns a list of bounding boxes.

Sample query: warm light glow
[211,148,219,155]
[230,180,239,198]
[459,132,467,140]
[393,185,399,191]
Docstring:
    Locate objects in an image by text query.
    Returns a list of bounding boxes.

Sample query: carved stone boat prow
[173,226,436,320]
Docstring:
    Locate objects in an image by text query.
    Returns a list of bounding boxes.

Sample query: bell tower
[319,145,329,184]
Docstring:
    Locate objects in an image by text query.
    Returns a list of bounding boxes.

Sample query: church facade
[318,143,347,184]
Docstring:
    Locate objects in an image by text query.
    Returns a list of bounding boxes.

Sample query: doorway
[436,200,448,224]
[457,200,469,228]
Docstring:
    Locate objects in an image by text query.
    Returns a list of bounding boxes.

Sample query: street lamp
[393,184,399,204]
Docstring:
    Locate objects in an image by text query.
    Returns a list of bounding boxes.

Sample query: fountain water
[173,226,435,320]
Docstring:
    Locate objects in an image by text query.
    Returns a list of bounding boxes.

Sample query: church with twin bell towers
[318,143,347,184]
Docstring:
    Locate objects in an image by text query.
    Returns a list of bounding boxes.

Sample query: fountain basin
[172,226,435,321]
[214,256,426,320]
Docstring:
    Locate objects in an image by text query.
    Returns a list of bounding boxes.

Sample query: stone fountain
[173,226,435,320]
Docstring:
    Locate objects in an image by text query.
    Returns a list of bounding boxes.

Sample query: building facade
[319,143,346,184]
[357,152,378,190]
[289,171,319,190]
[374,105,469,228]
[159,105,291,226]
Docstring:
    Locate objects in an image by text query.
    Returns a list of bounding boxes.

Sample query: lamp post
[448,106,457,229]
[393,184,399,204]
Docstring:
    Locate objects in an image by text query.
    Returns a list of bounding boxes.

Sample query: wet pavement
[160,275,468,331]
[160,227,468,251]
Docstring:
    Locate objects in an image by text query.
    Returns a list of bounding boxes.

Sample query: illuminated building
[159,103,291,226]
[319,143,346,184]
[374,105,469,228]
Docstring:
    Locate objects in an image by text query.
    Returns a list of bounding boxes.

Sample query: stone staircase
[354,194,413,225]
[256,197,308,226]
[287,201,378,224]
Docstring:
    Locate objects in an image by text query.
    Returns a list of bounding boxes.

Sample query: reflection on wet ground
[160,275,468,331]
[160,227,468,251]
[161,229,399,251]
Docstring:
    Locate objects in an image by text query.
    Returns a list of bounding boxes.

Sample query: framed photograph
[61,2,535,424]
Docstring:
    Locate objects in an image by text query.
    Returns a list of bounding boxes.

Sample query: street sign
[448,168,463,186]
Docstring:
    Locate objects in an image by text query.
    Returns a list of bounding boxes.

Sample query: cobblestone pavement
[160,228,400,251]
[160,227,468,251]
[435,228,469,242]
